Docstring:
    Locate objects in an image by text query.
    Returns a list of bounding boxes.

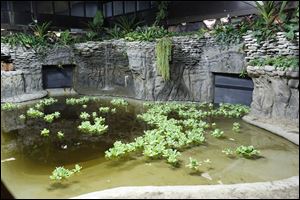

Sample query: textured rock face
[247,66,299,122]
[1,37,246,102]
[1,71,25,100]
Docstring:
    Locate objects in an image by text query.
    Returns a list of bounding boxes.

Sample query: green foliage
[163,149,181,166]
[87,10,104,33]
[19,114,26,120]
[248,56,299,70]
[82,104,88,108]
[99,107,110,113]
[254,1,287,27]
[232,122,241,133]
[27,108,44,118]
[110,98,128,107]
[212,24,246,45]
[105,25,125,39]
[115,15,142,34]
[213,103,250,118]
[30,21,52,39]
[236,145,260,158]
[80,112,90,120]
[41,128,50,137]
[49,164,82,181]
[210,129,224,138]
[1,102,19,111]
[78,117,108,135]
[57,131,64,139]
[58,30,73,45]
[155,37,172,81]
[66,96,91,105]
[44,112,61,123]
[222,148,235,157]
[154,1,169,26]
[186,157,201,171]
[124,26,169,42]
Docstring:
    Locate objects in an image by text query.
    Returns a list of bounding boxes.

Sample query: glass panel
[12,1,31,13]
[54,1,69,16]
[1,1,8,11]
[36,1,53,14]
[85,1,98,18]
[104,2,112,17]
[71,1,84,17]
[137,1,150,11]
[125,1,135,13]
[113,1,123,16]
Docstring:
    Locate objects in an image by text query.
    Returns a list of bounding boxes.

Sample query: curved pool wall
[1,34,299,199]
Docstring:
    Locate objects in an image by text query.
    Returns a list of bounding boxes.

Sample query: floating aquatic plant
[27,108,44,118]
[232,122,241,133]
[41,128,50,137]
[110,98,128,107]
[236,145,260,158]
[49,164,82,181]
[210,129,224,138]
[1,102,19,111]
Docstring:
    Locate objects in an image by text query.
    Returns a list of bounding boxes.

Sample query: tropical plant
[41,128,50,137]
[44,112,60,123]
[124,26,169,42]
[210,129,224,138]
[1,102,19,111]
[78,117,108,135]
[115,15,142,34]
[19,114,26,120]
[49,164,82,181]
[86,10,104,33]
[236,145,260,158]
[27,108,44,118]
[99,107,110,113]
[154,1,169,26]
[80,112,90,120]
[155,37,172,81]
[232,122,241,133]
[110,98,128,107]
[105,25,125,39]
[58,30,73,45]
[248,56,299,70]
[57,131,64,139]
[30,21,52,39]
[66,96,91,105]
[186,157,201,171]
[222,148,235,157]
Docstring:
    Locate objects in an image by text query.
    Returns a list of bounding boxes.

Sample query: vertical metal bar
[111,1,114,16]
[83,1,86,17]
[52,1,55,14]
[135,1,137,13]
[122,1,125,14]
[68,1,71,16]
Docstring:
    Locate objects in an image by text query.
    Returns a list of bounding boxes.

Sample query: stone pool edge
[71,115,299,199]
[71,176,299,199]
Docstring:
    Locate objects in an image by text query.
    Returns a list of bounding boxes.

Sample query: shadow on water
[47,181,80,191]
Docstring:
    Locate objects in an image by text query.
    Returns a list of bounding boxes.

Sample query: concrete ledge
[1,91,48,103]
[71,176,299,199]
[46,88,78,97]
[242,115,299,145]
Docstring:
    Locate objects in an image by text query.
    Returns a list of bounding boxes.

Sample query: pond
[1,96,299,199]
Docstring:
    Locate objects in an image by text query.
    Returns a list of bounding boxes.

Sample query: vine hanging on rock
[155,37,172,81]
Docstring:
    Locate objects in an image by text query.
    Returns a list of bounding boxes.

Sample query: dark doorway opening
[214,73,254,106]
[42,65,74,89]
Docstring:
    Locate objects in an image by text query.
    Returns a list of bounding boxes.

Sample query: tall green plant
[254,1,287,27]
[155,37,172,81]
[30,21,52,38]
[87,10,104,33]
[115,15,142,34]
[154,1,169,26]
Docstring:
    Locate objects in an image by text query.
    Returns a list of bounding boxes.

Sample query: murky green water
[1,96,299,199]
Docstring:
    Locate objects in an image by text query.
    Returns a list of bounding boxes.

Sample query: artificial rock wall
[1,36,246,103]
[243,31,299,123]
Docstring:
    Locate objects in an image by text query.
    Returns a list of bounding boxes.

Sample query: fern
[155,37,172,81]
